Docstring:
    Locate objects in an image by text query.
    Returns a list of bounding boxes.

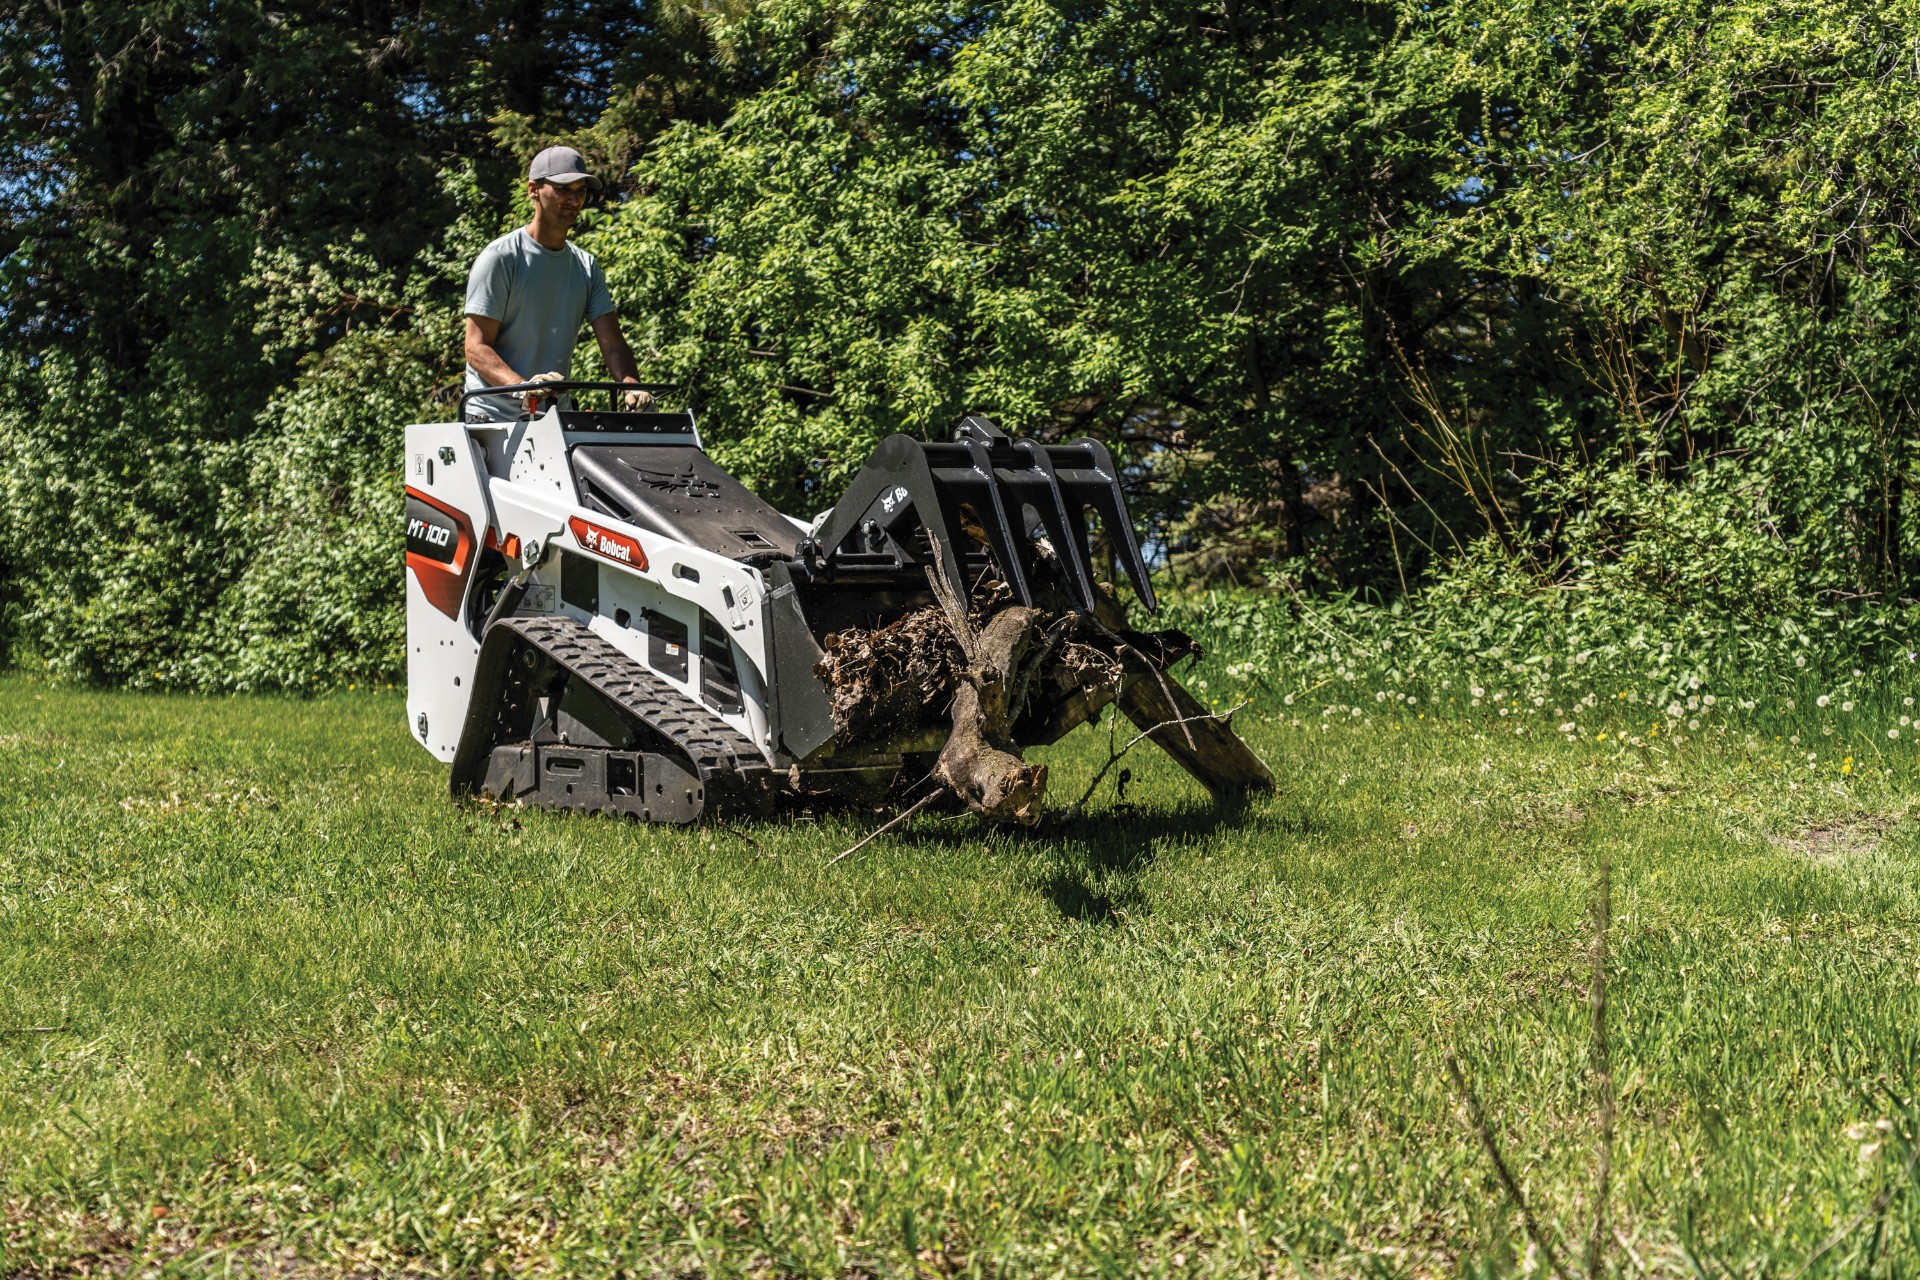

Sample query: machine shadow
[875,792,1308,926]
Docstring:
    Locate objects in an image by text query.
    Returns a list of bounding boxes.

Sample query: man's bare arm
[590,313,640,384]
[464,315,524,385]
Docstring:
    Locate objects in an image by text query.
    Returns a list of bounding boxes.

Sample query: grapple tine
[809,435,974,608]
[1014,440,1099,614]
[1068,436,1158,614]
[804,416,1156,615]
[959,437,1037,607]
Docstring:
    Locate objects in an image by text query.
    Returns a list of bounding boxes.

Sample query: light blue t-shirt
[463,228,616,421]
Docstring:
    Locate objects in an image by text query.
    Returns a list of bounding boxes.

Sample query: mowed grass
[2,674,1919,1277]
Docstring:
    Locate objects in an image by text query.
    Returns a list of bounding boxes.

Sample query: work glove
[618,384,654,412]
[512,371,566,403]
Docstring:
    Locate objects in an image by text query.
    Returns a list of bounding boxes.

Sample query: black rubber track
[450,614,772,817]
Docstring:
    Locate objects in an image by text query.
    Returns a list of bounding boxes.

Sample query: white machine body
[404,404,801,766]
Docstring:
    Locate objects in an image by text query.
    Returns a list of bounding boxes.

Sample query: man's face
[530,179,590,228]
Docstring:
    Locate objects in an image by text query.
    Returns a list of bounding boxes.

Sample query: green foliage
[1169,545,1918,755]
[1388,0,1920,598]
[203,172,504,692]
[0,1,717,687]
[0,165,500,689]
[586,0,1435,528]
[2,0,1915,688]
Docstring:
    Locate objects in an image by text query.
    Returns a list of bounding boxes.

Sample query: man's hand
[618,382,654,412]
[513,371,565,403]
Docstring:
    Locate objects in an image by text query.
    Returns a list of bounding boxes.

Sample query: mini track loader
[406,383,1270,826]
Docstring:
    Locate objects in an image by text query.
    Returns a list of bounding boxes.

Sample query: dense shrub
[0,172,493,690]
[2,1,1914,690]
[1171,534,1918,754]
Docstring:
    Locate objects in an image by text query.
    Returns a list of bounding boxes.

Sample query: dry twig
[1587,848,1616,1280]
[1065,700,1251,821]
[826,789,944,867]
[1446,1052,1576,1280]
[712,817,763,854]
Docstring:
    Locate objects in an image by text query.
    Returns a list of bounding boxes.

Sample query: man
[462,144,652,421]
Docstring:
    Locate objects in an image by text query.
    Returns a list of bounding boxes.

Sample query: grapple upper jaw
[807,415,1158,615]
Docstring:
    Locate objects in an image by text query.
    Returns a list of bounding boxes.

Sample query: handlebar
[458,380,680,419]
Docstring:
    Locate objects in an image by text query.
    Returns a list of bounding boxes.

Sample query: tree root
[932,606,1052,824]
[815,578,1271,829]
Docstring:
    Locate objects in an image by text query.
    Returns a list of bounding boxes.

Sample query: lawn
[2,673,1917,1276]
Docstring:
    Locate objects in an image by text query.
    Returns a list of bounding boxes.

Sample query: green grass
[2,673,1918,1277]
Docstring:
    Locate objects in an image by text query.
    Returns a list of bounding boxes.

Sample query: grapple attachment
[808,416,1157,614]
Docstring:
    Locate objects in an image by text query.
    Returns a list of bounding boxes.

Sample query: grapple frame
[802,416,1158,617]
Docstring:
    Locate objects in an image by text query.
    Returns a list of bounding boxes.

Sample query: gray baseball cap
[528,145,602,191]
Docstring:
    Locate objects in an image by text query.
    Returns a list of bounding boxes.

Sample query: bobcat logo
[569,516,648,569]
